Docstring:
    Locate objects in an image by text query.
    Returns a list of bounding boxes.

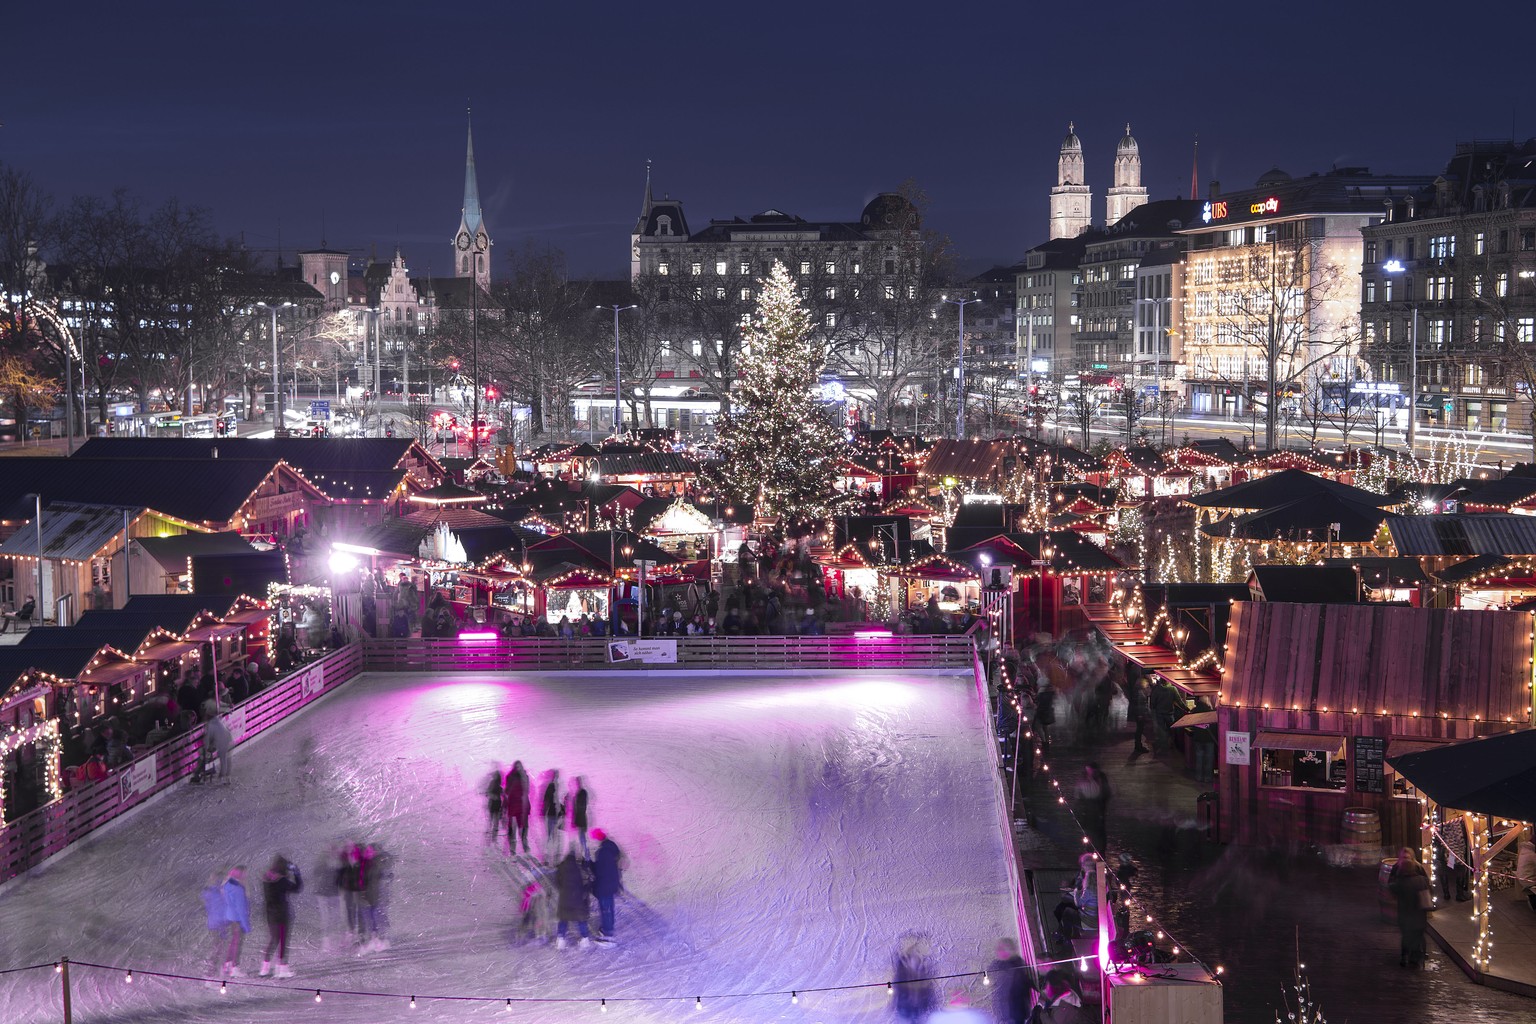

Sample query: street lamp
[457,232,489,457]
[255,301,294,432]
[1381,260,1418,453]
[942,296,981,439]
[598,304,638,437]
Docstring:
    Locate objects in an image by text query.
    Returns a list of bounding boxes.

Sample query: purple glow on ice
[853,629,893,639]
[456,630,500,640]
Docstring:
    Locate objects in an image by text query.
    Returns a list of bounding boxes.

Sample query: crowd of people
[486,762,628,949]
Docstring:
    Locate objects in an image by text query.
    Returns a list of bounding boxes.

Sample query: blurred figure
[1032,969,1086,1023]
[356,844,390,953]
[339,844,365,944]
[505,761,532,856]
[260,855,303,978]
[221,865,251,977]
[314,845,345,951]
[1074,763,1111,856]
[517,873,553,943]
[568,776,590,858]
[1388,846,1431,968]
[892,934,937,1022]
[554,850,593,949]
[484,764,505,844]
[203,702,234,783]
[541,770,564,864]
[590,829,627,943]
[987,937,1032,1024]
[201,869,230,975]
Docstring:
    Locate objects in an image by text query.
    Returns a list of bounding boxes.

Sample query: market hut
[1390,731,1536,992]
[0,674,64,823]
[641,498,718,570]
[1217,600,1533,853]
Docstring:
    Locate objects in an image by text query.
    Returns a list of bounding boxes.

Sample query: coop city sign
[1201,196,1282,223]
[1249,196,1281,216]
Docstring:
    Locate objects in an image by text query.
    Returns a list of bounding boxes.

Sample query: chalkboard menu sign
[1354,736,1386,794]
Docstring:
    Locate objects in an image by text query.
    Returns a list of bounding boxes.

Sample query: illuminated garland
[0,719,63,820]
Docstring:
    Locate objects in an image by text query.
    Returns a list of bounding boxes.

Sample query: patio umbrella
[1388,730,1536,823]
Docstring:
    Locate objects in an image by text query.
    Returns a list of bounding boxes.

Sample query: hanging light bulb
[410,996,417,1009]
[315,991,323,1003]
[600,999,608,1013]
[695,996,703,1011]
[791,991,799,1004]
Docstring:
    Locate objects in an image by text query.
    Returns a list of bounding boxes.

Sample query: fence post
[60,956,72,1024]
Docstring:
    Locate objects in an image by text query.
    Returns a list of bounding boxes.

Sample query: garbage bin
[1197,791,1218,840]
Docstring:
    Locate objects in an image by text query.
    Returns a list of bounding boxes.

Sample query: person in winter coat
[591,829,626,941]
[203,704,234,782]
[541,770,563,863]
[201,870,230,975]
[357,845,390,952]
[504,761,532,855]
[221,866,251,977]
[1074,763,1111,855]
[484,765,505,843]
[568,776,590,857]
[1128,673,1152,756]
[314,845,345,951]
[260,855,303,978]
[1030,969,1086,1024]
[554,850,593,949]
[1388,847,1432,967]
[892,934,937,1022]
[988,937,1033,1024]
[338,844,365,942]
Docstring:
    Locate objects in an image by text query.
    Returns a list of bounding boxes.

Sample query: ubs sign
[1201,196,1281,223]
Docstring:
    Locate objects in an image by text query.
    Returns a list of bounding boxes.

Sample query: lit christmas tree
[712,260,847,526]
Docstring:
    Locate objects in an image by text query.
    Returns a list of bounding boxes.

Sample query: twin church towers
[1048,122,1147,239]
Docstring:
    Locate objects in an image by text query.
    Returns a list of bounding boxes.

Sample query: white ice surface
[0,670,1015,1023]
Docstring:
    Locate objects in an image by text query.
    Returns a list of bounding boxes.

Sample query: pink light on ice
[457,630,500,640]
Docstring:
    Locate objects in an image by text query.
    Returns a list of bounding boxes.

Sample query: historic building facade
[1358,138,1536,434]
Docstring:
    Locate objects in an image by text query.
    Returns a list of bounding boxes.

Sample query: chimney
[1208,179,1221,200]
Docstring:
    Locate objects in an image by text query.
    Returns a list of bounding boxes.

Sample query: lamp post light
[598,304,638,437]
[255,301,294,432]
[1381,260,1417,453]
[942,296,981,439]
[456,233,489,458]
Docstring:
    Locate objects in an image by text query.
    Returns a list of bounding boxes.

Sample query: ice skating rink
[0,670,1016,1023]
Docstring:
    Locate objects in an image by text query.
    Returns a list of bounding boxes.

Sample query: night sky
[6,1,1530,279]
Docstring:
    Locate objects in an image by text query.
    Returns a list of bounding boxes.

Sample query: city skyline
[7,1,1530,277]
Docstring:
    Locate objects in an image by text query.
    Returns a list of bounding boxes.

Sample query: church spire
[640,158,653,218]
[463,107,483,237]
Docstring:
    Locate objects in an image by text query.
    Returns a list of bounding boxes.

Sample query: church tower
[1048,122,1092,240]
[1105,123,1149,226]
[452,109,491,291]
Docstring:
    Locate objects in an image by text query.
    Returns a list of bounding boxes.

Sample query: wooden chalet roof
[1385,513,1536,557]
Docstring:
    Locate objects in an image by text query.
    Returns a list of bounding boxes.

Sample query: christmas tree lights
[710,261,847,527]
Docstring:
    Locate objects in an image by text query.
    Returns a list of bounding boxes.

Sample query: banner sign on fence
[224,706,248,744]
[299,663,326,698]
[605,639,678,664]
[118,758,157,804]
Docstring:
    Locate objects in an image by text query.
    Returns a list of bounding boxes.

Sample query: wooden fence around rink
[358,634,979,672]
[0,644,367,887]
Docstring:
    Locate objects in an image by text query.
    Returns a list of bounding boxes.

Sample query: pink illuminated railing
[0,644,366,886]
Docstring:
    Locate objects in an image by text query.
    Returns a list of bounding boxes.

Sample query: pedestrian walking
[541,770,564,863]
[1032,683,1057,759]
[221,866,251,977]
[260,855,303,978]
[892,934,938,1023]
[554,850,593,949]
[987,937,1033,1024]
[339,844,365,944]
[1388,846,1431,968]
[568,775,590,858]
[1128,673,1151,756]
[505,761,532,855]
[1074,763,1111,855]
[203,702,234,782]
[201,870,229,976]
[484,764,505,844]
[591,829,626,942]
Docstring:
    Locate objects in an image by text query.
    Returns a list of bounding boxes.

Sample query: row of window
[655,258,899,278]
[1367,228,1536,265]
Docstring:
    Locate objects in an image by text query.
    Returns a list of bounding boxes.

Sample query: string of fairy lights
[993,659,1225,987]
[13,953,1100,1015]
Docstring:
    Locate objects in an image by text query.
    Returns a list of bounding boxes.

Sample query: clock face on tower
[456,231,471,251]
[329,271,340,285]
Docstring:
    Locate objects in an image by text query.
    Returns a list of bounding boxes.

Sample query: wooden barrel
[1378,858,1399,923]
[1342,807,1383,848]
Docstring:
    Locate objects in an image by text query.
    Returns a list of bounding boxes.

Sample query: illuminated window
[740,262,751,275]
[1521,318,1536,344]
[739,287,751,301]
[657,262,670,276]
[799,261,811,275]
[1475,232,1486,255]
[715,286,726,299]
[1363,280,1376,303]
[1429,234,1455,259]
[883,284,895,300]
[825,286,836,300]
[715,260,727,275]
[1364,240,1378,263]
[852,261,862,274]
[691,263,702,276]
[825,312,837,327]
[691,339,702,357]
[825,261,836,274]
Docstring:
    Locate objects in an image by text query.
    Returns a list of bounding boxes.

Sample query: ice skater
[892,934,937,1023]
[260,855,303,978]
[201,870,230,976]
[356,844,391,952]
[314,845,345,951]
[568,775,590,858]
[590,829,626,943]
[339,844,365,944]
[505,761,532,856]
[203,701,235,783]
[484,764,505,844]
[554,849,594,949]
[541,770,564,864]
[517,872,554,943]
[221,866,251,977]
